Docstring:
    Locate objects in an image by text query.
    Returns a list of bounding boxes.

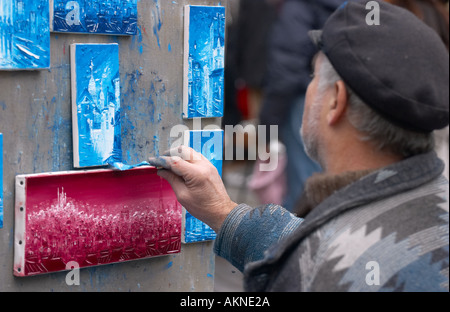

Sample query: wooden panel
[70,43,122,168]
[183,5,225,118]
[14,167,181,277]
[50,0,138,36]
[0,0,51,70]
[182,130,223,243]
[0,0,227,292]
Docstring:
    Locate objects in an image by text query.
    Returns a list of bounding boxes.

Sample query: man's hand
[149,146,238,233]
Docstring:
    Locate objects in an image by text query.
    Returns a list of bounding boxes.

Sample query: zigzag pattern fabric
[215,152,449,292]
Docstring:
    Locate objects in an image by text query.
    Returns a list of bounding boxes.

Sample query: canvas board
[182,130,223,243]
[71,43,122,168]
[14,167,182,277]
[50,0,138,35]
[0,0,51,70]
[183,5,225,119]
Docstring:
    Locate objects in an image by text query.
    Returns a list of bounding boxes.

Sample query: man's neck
[322,140,404,175]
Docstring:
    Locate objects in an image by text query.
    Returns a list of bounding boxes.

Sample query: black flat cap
[310,1,449,133]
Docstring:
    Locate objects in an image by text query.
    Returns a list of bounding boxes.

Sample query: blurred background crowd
[215,0,449,292]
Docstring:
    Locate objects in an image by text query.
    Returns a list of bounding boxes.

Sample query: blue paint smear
[51,96,62,171]
[0,134,3,228]
[0,0,50,69]
[108,161,150,171]
[74,44,122,167]
[153,135,160,157]
[130,25,144,53]
[184,130,224,243]
[47,95,72,172]
[152,0,162,49]
[186,6,225,118]
[52,0,138,35]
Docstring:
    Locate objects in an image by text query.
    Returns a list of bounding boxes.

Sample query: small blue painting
[184,5,225,119]
[0,133,3,228]
[183,130,224,243]
[0,0,50,70]
[71,43,122,168]
[51,0,137,35]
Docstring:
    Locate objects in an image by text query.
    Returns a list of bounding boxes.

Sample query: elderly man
[150,1,449,291]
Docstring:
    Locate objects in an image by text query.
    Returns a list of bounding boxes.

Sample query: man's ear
[327,80,348,126]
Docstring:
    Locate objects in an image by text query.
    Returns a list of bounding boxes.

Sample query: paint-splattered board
[0,0,51,70]
[183,5,226,119]
[71,43,122,168]
[0,0,224,292]
[50,0,138,36]
[14,166,182,277]
[182,130,223,243]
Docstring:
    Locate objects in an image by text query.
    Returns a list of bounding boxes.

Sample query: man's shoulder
[299,175,449,292]
[244,153,448,292]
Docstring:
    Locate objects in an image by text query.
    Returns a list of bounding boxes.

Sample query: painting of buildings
[184,5,225,119]
[0,133,3,228]
[14,167,182,277]
[71,43,122,168]
[0,0,50,70]
[183,130,223,243]
[51,0,137,35]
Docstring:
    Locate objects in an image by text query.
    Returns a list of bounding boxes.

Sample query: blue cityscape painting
[183,130,224,243]
[51,0,137,35]
[0,133,3,228]
[184,5,225,119]
[71,43,122,168]
[0,0,50,70]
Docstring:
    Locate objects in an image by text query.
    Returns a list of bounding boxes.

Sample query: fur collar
[294,170,375,218]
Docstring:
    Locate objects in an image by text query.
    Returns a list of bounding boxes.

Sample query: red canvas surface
[14,167,182,276]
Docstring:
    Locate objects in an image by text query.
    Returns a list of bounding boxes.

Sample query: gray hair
[318,54,435,158]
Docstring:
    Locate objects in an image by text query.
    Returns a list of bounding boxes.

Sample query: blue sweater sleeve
[214,204,304,272]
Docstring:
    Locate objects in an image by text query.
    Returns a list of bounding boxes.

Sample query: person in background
[234,0,281,121]
[260,0,348,212]
[150,1,449,291]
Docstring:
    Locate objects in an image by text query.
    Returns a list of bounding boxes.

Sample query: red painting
[14,167,182,277]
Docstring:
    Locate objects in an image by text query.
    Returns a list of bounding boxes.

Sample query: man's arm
[215,203,303,272]
[149,146,303,272]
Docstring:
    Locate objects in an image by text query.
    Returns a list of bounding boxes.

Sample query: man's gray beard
[301,125,320,164]
[300,101,323,167]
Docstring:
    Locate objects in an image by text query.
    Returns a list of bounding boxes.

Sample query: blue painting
[51,0,137,35]
[71,43,122,168]
[183,130,224,243]
[0,0,50,70]
[184,5,225,119]
[0,133,3,228]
